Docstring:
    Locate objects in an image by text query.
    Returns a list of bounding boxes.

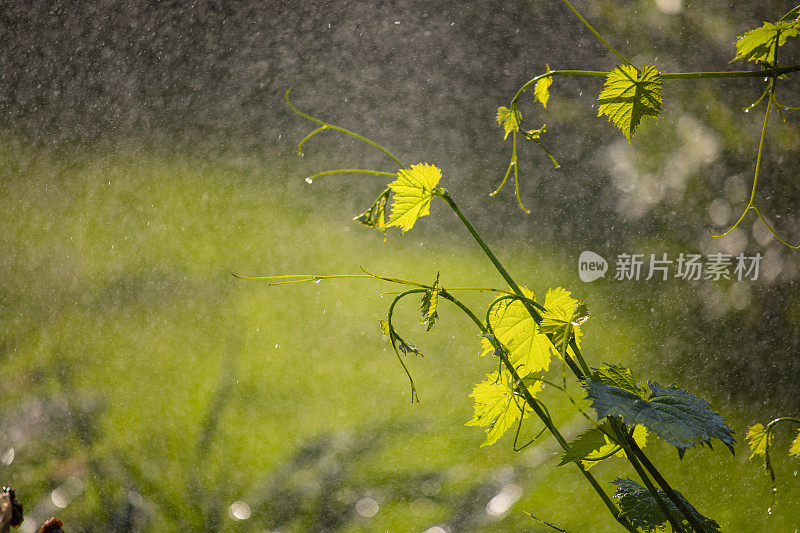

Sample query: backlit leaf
[612,478,721,533]
[584,380,735,457]
[480,287,557,376]
[466,369,541,447]
[496,106,520,140]
[420,272,439,331]
[597,64,662,143]
[790,429,800,458]
[534,67,553,109]
[387,163,441,233]
[734,21,800,64]
[539,287,587,354]
[746,423,773,460]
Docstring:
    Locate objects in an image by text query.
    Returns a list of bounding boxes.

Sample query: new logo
[578,251,608,282]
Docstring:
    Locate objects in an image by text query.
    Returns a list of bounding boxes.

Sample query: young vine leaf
[746,423,773,461]
[496,106,520,140]
[584,380,735,457]
[534,66,553,109]
[481,287,557,376]
[790,429,800,458]
[387,163,442,233]
[597,64,663,143]
[353,188,390,240]
[734,20,800,64]
[539,287,587,354]
[466,369,542,447]
[611,478,722,533]
[592,363,648,399]
[420,272,439,331]
[789,429,800,459]
[559,421,647,470]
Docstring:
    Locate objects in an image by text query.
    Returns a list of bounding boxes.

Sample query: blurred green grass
[1,135,798,531]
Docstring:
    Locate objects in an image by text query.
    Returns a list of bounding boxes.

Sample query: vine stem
[557,0,635,67]
[608,423,688,533]
[439,291,637,533]
[620,424,708,532]
[285,88,404,166]
[766,416,800,430]
[304,169,397,182]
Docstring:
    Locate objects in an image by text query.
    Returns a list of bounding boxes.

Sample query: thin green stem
[753,206,800,249]
[766,417,800,430]
[778,4,800,21]
[387,288,428,402]
[558,0,635,67]
[661,65,800,79]
[710,84,774,239]
[304,169,397,183]
[285,88,404,166]
[437,191,526,297]
[297,125,328,155]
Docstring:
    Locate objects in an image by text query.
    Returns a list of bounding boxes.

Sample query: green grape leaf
[746,423,773,460]
[612,478,721,533]
[559,422,647,469]
[420,272,440,331]
[353,188,390,240]
[466,370,541,447]
[539,287,587,354]
[480,287,557,376]
[597,64,662,143]
[790,429,800,458]
[592,363,648,399]
[496,106,520,140]
[534,67,553,109]
[387,163,442,233]
[734,21,800,64]
[584,380,735,457]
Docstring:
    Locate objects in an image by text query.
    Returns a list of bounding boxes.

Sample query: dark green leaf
[584,380,735,457]
[612,478,721,533]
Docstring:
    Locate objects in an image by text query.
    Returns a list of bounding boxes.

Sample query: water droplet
[793,470,798,476]
[744,109,749,113]
[579,91,583,96]
[312,278,321,284]
[767,507,772,515]
[229,501,252,520]
[355,497,379,517]
[305,177,314,184]
[1,448,14,465]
